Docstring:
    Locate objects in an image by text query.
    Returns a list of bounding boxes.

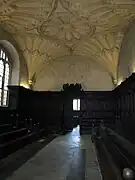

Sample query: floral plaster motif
[0,0,135,85]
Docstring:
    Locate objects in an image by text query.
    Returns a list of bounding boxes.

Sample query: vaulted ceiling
[1,0,135,85]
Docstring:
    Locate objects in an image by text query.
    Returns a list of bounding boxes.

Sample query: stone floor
[5,126,102,180]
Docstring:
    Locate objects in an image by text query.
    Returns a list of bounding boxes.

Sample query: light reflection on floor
[6,124,102,180]
[71,125,80,138]
[66,125,81,148]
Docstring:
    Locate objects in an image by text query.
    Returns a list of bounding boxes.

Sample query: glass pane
[4,86,8,90]
[0,47,10,107]
[3,90,7,97]
[4,79,8,84]
[3,52,5,59]
[6,57,8,62]
[4,82,8,87]
[3,95,7,100]
[3,90,7,106]
[5,64,9,82]
[5,68,9,73]
[0,65,4,70]
[5,74,9,81]
[0,50,3,58]
[3,100,7,106]
[3,97,7,102]
[5,75,8,80]
[77,99,80,110]
[0,70,3,76]
[0,89,1,97]
[0,77,2,88]
[5,63,9,72]
[73,99,77,110]
[4,81,8,86]
[5,79,8,83]
[0,60,2,65]
[0,69,4,75]
[4,63,9,91]
[0,61,4,77]
[5,71,9,76]
[0,60,4,77]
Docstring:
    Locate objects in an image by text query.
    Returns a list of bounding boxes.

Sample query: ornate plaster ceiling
[1,0,135,82]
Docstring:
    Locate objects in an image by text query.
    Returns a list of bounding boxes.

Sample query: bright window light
[73,99,80,111]
[0,47,10,107]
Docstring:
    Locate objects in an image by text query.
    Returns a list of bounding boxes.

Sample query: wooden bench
[0,128,28,144]
[0,124,13,134]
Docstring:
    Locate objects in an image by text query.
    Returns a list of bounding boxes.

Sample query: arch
[0,26,29,88]
[34,55,115,91]
[117,21,135,84]
[0,45,10,106]
[0,41,20,106]
[36,54,116,86]
[0,40,20,86]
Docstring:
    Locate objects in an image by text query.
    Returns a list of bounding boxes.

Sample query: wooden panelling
[7,86,115,135]
[80,91,114,134]
[113,73,135,143]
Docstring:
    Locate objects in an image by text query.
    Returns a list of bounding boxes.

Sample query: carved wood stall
[7,85,116,136]
[0,86,44,159]
[113,73,135,143]
[8,86,35,129]
[8,86,64,135]
[0,108,41,159]
[31,91,63,134]
[0,83,117,159]
[80,91,114,134]
[0,86,64,159]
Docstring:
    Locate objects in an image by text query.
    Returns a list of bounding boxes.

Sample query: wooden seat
[0,132,36,159]
[0,128,28,144]
[0,124,13,134]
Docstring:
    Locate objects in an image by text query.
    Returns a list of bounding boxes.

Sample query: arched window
[0,46,10,106]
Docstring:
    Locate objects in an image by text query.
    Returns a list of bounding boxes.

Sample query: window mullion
[2,60,6,106]
[0,48,10,107]
[0,88,2,105]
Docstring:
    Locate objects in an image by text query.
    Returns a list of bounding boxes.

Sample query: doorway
[62,83,82,134]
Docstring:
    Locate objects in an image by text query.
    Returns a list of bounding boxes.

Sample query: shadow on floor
[0,135,55,180]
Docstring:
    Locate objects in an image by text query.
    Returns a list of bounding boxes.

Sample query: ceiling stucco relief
[0,0,56,34]
[14,34,69,82]
[0,0,135,85]
[38,1,96,49]
[74,32,124,80]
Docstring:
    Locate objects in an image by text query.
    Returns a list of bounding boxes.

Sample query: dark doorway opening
[61,83,82,134]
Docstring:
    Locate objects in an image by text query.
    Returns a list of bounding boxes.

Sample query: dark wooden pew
[0,124,13,134]
[0,128,28,144]
[95,124,135,180]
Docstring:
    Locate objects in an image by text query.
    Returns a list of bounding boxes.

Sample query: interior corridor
[5,126,102,180]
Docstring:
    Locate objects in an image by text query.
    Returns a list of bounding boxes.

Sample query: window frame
[73,98,80,111]
[0,45,11,107]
